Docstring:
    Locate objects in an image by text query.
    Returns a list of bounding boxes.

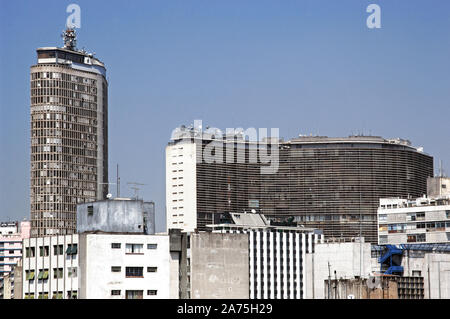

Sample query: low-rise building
[79,233,171,299]
[0,220,30,299]
[22,198,173,299]
[377,197,450,245]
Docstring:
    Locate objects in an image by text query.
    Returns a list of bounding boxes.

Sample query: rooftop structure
[76,198,155,234]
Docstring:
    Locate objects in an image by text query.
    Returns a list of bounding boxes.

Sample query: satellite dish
[367,276,381,289]
[106,193,112,199]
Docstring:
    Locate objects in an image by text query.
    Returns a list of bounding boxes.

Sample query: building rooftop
[379,196,450,209]
[207,212,321,233]
[169,124,425,153]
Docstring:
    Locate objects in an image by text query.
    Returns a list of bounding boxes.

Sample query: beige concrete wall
[191,232,249,299]
[325,277,398,299]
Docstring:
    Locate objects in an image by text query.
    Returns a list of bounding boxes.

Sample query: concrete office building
[166,125,433,243]
[30,28,108,237]
[209,212,323,299]
[169,230,250,299]
[0,221,30,299]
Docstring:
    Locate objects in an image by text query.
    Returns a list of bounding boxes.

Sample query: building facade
[22,234,79,299]
[30,28,108,237]
[209,212,323,299]
[22,233,172,299]
[166,125,433,243]
[306,239,373,299]
[377,197,450,245]
[0,221,30,299]
[78,233,171,299]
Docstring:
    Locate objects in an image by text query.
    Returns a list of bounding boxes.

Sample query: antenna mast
[127,182,147,200]
[61,27,77,51]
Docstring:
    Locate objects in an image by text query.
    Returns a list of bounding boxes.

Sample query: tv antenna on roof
[127,182,147,199]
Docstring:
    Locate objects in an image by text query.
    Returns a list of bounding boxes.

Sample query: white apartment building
[377,197,450,245]
[22,233,172,299]
[22,234,79,299]
[0,221,30,299]
[166,139,197,232]
[209,212,323,299]
[79,233,171,299]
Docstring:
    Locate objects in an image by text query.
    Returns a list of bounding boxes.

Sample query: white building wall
[310,241,372,299]
[80,234,171,299]
[166,141,197,232]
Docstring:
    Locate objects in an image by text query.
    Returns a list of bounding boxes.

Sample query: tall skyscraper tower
[30,28,108,236]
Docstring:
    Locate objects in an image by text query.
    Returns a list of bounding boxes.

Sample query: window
[147,267,157,273]
[125,267,143,278]
[54,244,64,255]
[67,291,78,299]
[147,290,157,296]
[111,243,121,249]
[111,266,121,272]
[379,235,388,244]
[68,267,77,278]
[87,205,94,216]
[38,269,49,280]
[26,270,35,281]
[38,292,49,299]
[66,244,78,255]
[111,290,121,296]
[39,246,49,257]
[24,293,35,299]
[126,290,143,299]
[53,268,63,279]
[25,247,35,257]
[147,244,157,250]
[126,244,143,254]
[52,291,63,299]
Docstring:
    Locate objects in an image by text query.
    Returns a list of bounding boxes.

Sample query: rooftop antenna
[439,160,445,177]
[117,164,120,197]
[127,182,147,199]
[61,27,77,51]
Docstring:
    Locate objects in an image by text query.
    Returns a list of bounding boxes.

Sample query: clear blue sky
[1,0,449,232]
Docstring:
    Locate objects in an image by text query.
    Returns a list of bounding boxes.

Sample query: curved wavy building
[30,29,108,236]
[166,126,433,243]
